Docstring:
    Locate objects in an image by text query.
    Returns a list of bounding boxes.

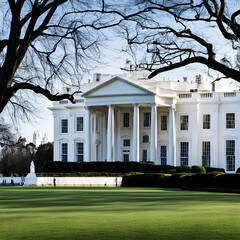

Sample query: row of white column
[85,104,175,164]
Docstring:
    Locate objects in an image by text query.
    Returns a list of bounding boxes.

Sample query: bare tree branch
[121,0,240,82]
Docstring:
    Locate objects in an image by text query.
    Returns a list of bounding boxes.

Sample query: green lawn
[1,187,240,240]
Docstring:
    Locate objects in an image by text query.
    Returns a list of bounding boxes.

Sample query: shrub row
[44,161,175,173]
[122,173,192,187]
[205,167,225,173]
[44,161,225,174]
[122,172,240,189]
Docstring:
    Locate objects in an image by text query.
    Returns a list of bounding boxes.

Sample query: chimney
[93,73,101,82]
[125,59,131,70]
[183,77,187,82]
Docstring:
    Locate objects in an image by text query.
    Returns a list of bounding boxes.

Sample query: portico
[82,76,176,163]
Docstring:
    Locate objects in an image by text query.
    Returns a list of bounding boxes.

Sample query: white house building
[50,61,240,172]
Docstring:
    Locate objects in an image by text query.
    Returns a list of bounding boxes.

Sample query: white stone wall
[37,177,122,186]
[0,177,22,185]
[0,177,122,186]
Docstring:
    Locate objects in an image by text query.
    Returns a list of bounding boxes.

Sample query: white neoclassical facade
[50,63,240,172]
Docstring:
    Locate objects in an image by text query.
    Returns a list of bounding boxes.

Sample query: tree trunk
[0,74,13,114]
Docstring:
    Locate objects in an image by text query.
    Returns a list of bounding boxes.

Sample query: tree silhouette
[0,0,136,116]
[123,0,240,80]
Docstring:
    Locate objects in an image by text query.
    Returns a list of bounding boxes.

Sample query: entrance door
[123,154,129,162]
[123,150,130,162]
[142,149,147,162]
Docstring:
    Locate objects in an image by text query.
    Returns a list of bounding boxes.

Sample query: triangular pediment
[83,77,154,98]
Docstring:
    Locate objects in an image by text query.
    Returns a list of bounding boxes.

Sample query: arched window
[143,135,149,143]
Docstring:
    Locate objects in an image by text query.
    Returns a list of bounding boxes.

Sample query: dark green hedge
[122,173,193,188]
[44,161,175,173]
[182,172,223,188]
[122,173,166,187]
[191,165,206,174]
[160,173,192,188]
[205,167,225,173]
[44,161,210,174]
[122,172,226,188]
[215,174,240,189]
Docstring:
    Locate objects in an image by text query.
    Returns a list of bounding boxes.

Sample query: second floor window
[143,112,150,127]
[143,135,149,143]
[123,113,129,127]
[226,113,235,129]
[123,139,130,147]
[203,114,211,129]
[76,117,83,131]
[180,115,188,130]
[61,119,68,133]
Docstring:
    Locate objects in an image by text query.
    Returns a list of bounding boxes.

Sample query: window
[142,150,147,162]
[180,142,189,166]
[160,146,167,165]
[161,116,167,131]
[123,154,129,162]
[123,113,130,127]
[76,142,84,162]
[61,119,68,133]
[143,135,149,143]
[76,117,83,131]
[226,113,235,129]
[226,140,235,171]
[180,115,188,130]
[202,141,210,167]
[61,143,68,162]
[123,139,130,147]
[203,114,210,129]
[143,112,150,127]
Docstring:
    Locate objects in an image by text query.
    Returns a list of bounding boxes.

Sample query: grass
[1,187,240,240]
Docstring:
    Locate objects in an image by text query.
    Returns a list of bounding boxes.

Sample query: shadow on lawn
[1,187,240,215]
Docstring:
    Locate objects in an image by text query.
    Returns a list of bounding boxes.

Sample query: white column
[68,114,75,162]
[53,116,58,161]
[191,104,199,166]
[150,103,157,162]
[102,113,107,161]
[116,109,121,161]
[85,107,91,162]
[169,107,174,166]
[91,113,96,161]
[132,104,140,161]
[107,105,114,161]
